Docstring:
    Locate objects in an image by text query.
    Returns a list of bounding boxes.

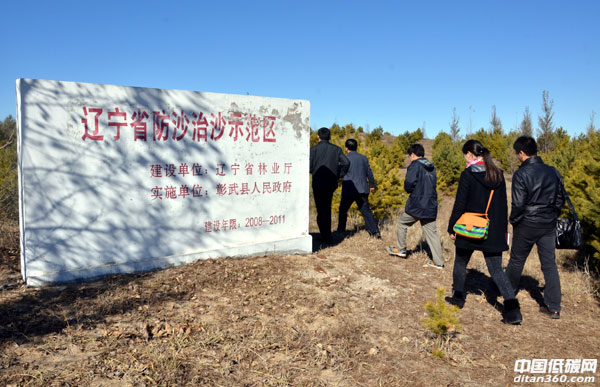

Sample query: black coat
[310,140,350,190]
[448,165,509,252]
[510,156,565,227]
[404,158,438,219]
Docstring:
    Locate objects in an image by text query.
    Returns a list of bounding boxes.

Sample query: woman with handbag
[447,140,522,325]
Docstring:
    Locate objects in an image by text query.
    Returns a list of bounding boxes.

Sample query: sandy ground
[1,191,599,386]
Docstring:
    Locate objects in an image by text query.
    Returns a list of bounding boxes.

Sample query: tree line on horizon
[312,90,598,262]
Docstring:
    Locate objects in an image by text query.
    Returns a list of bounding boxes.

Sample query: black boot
[445,290,466,309]
[503,299,522,325]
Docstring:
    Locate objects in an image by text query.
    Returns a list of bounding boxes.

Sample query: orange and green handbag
[453,190,494,240]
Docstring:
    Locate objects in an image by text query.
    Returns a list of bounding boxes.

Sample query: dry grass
[1,193,599,386]
[0,220,18,254]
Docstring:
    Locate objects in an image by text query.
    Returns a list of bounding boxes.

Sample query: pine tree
[343,123,356,136]
[564,129,600,260]
[537,90,556,153]
[421,287,461,336]
[489,105,503,133]
[0,115,18,220]
[330,123,343,138]
[503,130,521,174]
[390,129,423,161]
[432,132,463,193]
[519,107,533,136]
[366,126,384,144]
[449,107,461,142]
[544,128,577,178]
[586,111,596,135]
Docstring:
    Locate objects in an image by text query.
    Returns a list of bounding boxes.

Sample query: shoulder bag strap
[467,170,495,218]
[554,168,580,222]
[484,190,494,217]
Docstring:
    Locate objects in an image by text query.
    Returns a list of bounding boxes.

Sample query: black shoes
[539,306,560,319]
[445,291,466,309]
[503,299,523,325]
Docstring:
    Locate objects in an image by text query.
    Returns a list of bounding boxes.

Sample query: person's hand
[449,233,456,240]
[370,187,374,192]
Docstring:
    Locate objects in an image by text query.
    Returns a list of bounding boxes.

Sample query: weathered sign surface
[16,79,311,286]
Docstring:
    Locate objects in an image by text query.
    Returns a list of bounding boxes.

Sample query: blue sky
[1,0,598,138]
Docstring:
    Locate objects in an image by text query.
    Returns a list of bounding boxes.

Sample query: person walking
[446,139,521,324]
[505,136,565,319]
[386,144,444,269]
[337,139,381,238]
[309,127,350,245]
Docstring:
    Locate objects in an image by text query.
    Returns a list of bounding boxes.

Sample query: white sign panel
[16,79,311,286]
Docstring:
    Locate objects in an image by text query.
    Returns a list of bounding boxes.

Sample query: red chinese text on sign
[131,109,149,142]
[108,107,127,141]
[228,112,244,141]
[81,107,104,141]
[153,110,169,141]
[263,116,276,142]
[171,110,189,141]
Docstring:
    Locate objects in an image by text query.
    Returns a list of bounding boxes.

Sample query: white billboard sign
[16,79,311,286]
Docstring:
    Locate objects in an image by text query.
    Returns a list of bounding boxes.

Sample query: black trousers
[452,248,515,301]
[505,225,561,312]
[313,183,337,243]
[337,194,379,235]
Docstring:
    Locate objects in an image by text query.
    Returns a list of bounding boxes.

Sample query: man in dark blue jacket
[336,139,381,238]
[505,136,565,319]
[387,144,444,268]
[310,128,350,244]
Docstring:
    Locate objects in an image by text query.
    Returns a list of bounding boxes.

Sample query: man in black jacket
[387,144,444,268]
[337,139,381,238]
[310,127,350,244]
[505,136,565,319]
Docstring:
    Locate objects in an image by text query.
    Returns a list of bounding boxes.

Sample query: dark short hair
[345,138,358,151]
[407,143,425,157]
[317,127,330,140]
[513,136,537,156]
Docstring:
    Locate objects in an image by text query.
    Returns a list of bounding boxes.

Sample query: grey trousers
[396,212,444,266]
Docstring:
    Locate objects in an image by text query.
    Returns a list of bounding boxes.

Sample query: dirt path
[1,197,599,386]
